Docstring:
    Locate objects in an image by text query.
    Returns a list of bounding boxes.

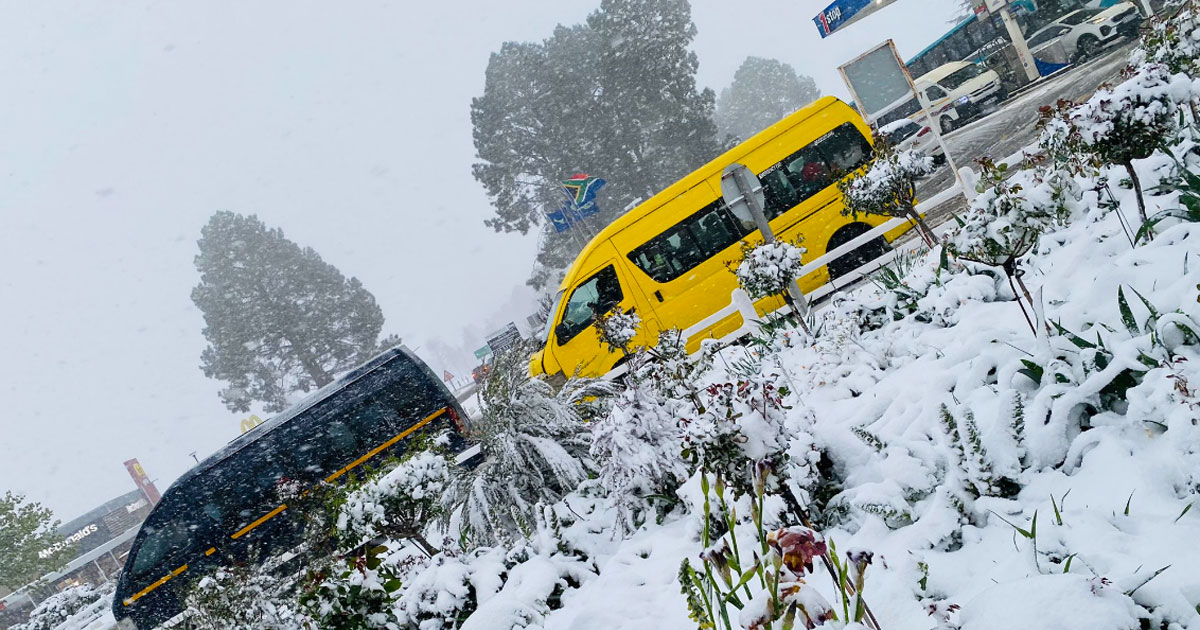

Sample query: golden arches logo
[239,415,264,434]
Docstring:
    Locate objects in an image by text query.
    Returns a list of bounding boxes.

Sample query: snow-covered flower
[766,526,826,577]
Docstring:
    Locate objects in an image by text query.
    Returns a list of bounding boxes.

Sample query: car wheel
[940,116,955,134]
[1077,35,1100,59]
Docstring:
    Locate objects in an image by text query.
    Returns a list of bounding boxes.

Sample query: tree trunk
[906,208,937,248]
[295,345,334,387]
[409,532,438,557]
[1003,260,1038,335]
[1124,161,1148,226]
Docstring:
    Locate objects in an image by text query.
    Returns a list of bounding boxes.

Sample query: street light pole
[997,4,1040,83]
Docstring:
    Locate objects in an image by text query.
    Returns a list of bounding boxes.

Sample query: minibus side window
[557,266,621,343]
[814,124,873,177]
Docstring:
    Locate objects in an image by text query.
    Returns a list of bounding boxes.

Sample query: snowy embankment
[21,10,1200,630]
[532,172,1200,629]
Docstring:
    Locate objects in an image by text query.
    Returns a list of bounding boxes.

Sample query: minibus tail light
[446,405,468,436]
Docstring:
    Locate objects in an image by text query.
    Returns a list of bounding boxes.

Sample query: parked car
[914,61,1007,134]
[879,119,945,166]
[1026,2,1143,62]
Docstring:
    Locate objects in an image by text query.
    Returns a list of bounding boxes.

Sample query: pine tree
[471,0,720,287]
[191,211,400,413]
[715,56,820,142]
[0,491,68,589]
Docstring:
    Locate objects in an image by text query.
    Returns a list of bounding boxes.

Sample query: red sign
[443,370,455,382]
[124,458,162,506]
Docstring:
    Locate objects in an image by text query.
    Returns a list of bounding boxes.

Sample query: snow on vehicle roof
[880,118,918,132]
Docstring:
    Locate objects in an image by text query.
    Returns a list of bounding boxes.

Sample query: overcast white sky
[0,0,960,521]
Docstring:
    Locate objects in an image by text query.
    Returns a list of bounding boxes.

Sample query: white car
[1026,2,1144,62]
[879,119,945,167]
[914,61,1007,134]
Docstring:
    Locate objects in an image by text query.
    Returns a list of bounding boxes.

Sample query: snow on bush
[186,566,308,630]
[948,160,1062,269]
[338,450,449,555]
[838,143,936,246]
[595,307,641,354]
[297,544,404,630]
[733,240,807,301]
[12,584,110,630]
[1037,63,1199,221]
[590,379,688,533]
[1132,1,1200,80]
[679,376,791,497]
[444,344,614,547]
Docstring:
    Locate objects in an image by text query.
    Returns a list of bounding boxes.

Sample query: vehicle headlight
[956,96,971,105]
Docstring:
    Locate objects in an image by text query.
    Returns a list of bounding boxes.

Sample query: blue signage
[813,0,874,39]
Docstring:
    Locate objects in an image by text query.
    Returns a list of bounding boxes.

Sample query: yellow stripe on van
[125,406,450,606]
[123,564,188,605]
[324,407,446,483]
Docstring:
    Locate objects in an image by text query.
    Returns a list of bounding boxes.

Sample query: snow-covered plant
[337,450,449,556]
[644,328,714,409]
[679,378,790,497]
[595,307,641,354]
[733,239,807,301]
[590,378,688,534]
[1133,2,1200,84]
[444,345,615,547]
[186,565,309,630]
[297,544,402,630]
[392,545,479,628]
[838,138,937,246]
[947,159,1055,334]
[12,584,110,630]
[681,465,880,630]
[1047,64,1197,223]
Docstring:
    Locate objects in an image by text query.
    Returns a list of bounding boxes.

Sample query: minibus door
[550,255,658,377]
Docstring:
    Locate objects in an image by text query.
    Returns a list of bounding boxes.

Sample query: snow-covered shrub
[1133,1,1200,80]
[12,584,110,630]
[186,565,309,630]
[644,328,714,407]
[297,544,402,630]
[396,527,597,630]
[393,546,482,628]
[595,307,641,354]
[679,377,790,496]
[444,345,615,547]
[338,450,449,556]
[733,239,806,301]
[948,160,1057,268]
[838,139,937,246]
[947,159,1060,334]
[590,376,688,533]
[1042,64,1198,222]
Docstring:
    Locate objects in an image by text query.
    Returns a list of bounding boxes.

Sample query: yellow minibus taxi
[530,96,915,381]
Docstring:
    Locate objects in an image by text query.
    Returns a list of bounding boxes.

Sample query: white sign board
[838,40,916,123]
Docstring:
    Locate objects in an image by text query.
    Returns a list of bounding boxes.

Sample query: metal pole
[998,5,1040,83]
[732,168,775,243]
